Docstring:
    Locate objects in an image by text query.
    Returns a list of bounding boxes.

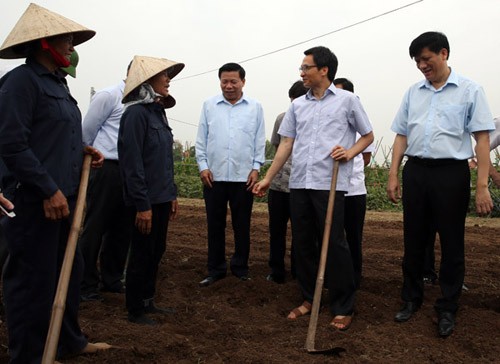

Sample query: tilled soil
[0,198,498,363]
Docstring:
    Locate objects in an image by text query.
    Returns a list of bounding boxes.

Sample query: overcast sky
[1,0,499,162]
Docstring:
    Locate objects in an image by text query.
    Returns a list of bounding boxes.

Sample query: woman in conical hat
[0,3,110,362]
[118,55,184,325]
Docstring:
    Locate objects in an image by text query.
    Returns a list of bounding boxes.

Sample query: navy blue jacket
[118,102,176,211]
[0,58,83,201]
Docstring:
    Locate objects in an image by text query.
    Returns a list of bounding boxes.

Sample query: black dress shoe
[199,274,225,287]
[438,312,455,337]
[394,302,420,322]
[144,303,176,315]
[128,313,157,326]
[80,292,104,302]
[266,274,285,284]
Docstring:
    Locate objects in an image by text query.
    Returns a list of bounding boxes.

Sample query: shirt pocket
[437,104,466,133]
[42,87,68,122]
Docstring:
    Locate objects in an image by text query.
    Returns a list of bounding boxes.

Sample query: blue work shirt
[279,85,372,192]
[82,80,125,160]
[391,69,495,159]
[118,102,177,212]
[0,58,83,200]
[195,94,266,182]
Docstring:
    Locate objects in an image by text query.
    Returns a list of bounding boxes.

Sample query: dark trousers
[79,160,131,294]
[203,182,253,278]
[290,189,355,316]
[344,194,367,289]
[401,158,470,314]
[2,192,87,363]
[126,202,171,315]
[423,229,438,281]
[267,189,295,279]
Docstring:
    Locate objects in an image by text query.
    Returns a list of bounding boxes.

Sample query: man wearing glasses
[254,46,373,331]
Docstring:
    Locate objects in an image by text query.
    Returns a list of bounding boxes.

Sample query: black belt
[407,156,466,167]
[104,159,119,165]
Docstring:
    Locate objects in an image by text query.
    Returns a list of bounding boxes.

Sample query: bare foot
[81,342,112,354]
[287,301,312,320]
[330,314,353,331]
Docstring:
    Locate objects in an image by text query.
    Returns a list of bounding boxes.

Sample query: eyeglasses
[299,64,318,72]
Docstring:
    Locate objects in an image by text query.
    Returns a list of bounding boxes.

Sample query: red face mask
[40,38,71,68]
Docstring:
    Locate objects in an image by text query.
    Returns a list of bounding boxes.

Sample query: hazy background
[1,0,499,162]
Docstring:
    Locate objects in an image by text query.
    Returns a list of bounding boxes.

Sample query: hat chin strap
[40,38,71,68]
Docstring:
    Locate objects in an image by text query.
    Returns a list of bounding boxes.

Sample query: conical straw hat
[0,3,95,59]
[123,55,185,108]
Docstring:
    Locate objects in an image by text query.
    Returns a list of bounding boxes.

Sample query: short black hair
[333,78,354,93]
[409,31,450,59]
[288,80,308,99]
[304,46,338,82]
[218,62,245,80]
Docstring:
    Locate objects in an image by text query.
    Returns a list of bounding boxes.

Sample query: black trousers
[126,202,171,315]
[401,158,470,313]
[290,189,355,316]
[79,160,131,294]
[344,194,367,289]
[267,189,295,279]
[203,182,253,278]
[423,229,438,281]
[2,192,87,363]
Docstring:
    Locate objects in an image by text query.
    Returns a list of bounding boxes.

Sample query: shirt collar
[305,83,336,100]
[419,67,459,90]
[216,93,248,105]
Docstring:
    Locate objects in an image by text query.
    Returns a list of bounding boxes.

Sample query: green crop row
[174,162,500,217]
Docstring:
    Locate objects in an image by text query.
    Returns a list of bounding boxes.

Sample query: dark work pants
[401,158,470,314]
[290,189,355,316]
[2,192,87,363]
[203,182,253,278]
[267,189,295,279]
[79,160,131,294]
[126,202,171,316]
[344,194,367,289]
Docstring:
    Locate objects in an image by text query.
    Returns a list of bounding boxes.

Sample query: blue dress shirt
[391,69,495,159]
[279,85,372,192]
[82,80,125,160]
[195,94,266,182]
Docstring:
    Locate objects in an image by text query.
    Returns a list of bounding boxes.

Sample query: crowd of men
[0,3,498,363]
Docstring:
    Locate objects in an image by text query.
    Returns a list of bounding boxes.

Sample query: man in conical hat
[0,3,110,362]
[118,55,184,325]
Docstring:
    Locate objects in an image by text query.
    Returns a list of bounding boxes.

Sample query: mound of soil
[0,199,498,363]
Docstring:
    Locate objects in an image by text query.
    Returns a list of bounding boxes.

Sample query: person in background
[333,77,375,289]
[196,63,266,287]
[254,46,373,331]
[266,80,308,284]
[118,55,184,325]
[387,31,494,337]
[0,4,110,362]
[79,62,133,302]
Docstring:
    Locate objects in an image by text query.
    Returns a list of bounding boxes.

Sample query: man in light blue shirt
[79,63,132,301]
[254,46,373,331]
[196,62,265,287]
[387,31,494,337]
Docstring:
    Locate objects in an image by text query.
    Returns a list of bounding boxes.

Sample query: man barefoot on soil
[0,4,111,362]
[387,31,494,337]
[254,46,373,330]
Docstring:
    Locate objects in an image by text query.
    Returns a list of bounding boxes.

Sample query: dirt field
[0,198,498,363]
